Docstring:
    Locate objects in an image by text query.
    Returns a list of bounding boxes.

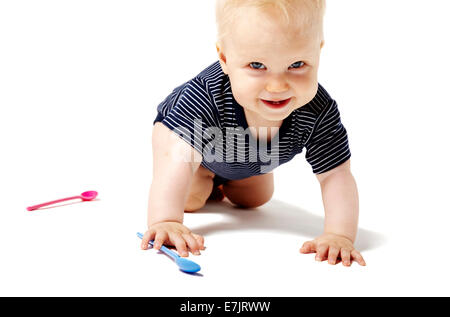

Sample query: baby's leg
[184,165,215,212]
[222,173,274,208]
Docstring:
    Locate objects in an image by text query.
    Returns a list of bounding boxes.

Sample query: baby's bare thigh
[223,172,274,208]
[184,165,215,212]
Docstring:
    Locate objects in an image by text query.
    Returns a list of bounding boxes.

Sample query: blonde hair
[215,0,326,46]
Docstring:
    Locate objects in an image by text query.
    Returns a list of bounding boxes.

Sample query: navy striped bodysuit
[153,60,351,187]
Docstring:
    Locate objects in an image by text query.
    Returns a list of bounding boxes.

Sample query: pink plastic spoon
[27,190,98,211]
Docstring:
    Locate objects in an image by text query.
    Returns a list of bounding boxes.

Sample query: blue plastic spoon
[136,232,201,273]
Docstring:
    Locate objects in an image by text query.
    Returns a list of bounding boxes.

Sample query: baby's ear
[216,42,228,74]
[320,39,325,50]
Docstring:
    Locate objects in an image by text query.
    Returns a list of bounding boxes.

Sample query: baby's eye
[289,61,305,69]
[249,62,266,70]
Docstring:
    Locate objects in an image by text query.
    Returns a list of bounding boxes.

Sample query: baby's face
[217,7,324,123]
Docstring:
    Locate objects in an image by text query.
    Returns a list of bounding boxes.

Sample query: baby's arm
[140,122,205,257]
[300,159,366,266]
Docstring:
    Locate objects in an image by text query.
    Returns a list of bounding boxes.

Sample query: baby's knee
[233,192,273,209]
[242,199,272,209]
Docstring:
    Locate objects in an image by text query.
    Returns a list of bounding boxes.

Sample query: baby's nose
[265,78,289,94]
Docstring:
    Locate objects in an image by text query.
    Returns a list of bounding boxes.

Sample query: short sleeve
[304,98,351,174]
[153,77,220,157]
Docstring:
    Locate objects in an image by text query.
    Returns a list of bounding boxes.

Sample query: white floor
[2,151,449,296]
[1,0,450,297]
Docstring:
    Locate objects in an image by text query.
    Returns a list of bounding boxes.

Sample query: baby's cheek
[294,78,318,105]
[234,91,252,107]
[231,80,258,103]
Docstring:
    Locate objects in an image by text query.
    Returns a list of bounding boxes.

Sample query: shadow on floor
[189,198,386,252]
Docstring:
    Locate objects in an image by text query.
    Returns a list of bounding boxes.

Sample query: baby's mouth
[261,98,291,108]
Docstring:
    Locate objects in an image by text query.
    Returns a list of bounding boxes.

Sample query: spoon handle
[27,195,81,211]
[136,232,179,260]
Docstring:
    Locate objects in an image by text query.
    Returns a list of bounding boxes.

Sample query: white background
[1,0,449,296]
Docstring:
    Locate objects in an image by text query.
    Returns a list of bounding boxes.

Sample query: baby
[141,0,366,267]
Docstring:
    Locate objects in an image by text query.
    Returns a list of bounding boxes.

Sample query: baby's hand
[140,221,205,257]
[300,233,366,266]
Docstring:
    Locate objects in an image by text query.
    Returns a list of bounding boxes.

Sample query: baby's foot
[207,185,225,202]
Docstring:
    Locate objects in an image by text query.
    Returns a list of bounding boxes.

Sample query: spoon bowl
[80,191,98,201]
[175,257,201,273]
